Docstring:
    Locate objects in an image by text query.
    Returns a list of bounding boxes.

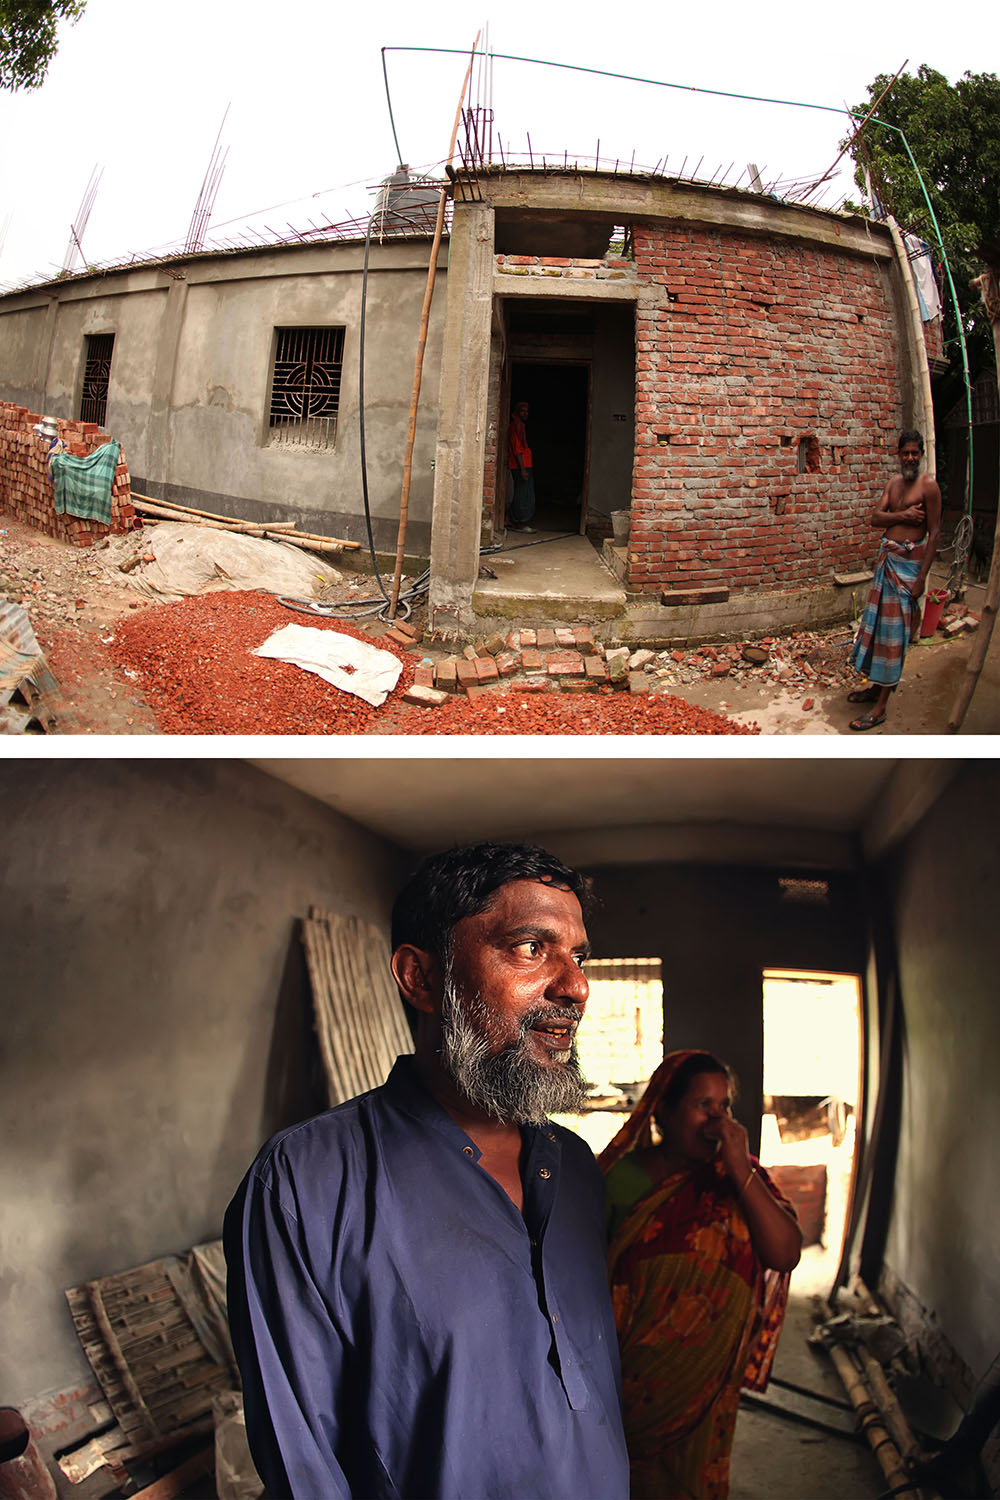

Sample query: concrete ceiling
[249,758,958,869]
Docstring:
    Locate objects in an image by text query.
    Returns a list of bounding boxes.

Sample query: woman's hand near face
[704,1112,753,1184]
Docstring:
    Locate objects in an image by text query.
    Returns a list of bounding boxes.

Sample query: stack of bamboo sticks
[813,1275,943,1500]
[131,492,361,557]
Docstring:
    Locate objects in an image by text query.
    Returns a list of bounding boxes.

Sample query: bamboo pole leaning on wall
[131,493,360,553]
[388,32,481,619]
[947,259,1000,732]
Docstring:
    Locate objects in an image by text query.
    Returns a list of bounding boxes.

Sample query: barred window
[80,333,114,426]
[268,327,344,449]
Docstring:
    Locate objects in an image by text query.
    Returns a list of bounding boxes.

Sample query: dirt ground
[1,518,996,737]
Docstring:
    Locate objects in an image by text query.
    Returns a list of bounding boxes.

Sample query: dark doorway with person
[509,362,590,534]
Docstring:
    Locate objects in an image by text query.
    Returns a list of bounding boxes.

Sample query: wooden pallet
[66,1250,233,1444]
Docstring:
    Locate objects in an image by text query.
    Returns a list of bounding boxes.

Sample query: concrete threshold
[472,530,626,623]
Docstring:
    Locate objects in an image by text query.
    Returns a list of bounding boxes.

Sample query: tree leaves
[0,0,85,91]
[843,65,1000,388]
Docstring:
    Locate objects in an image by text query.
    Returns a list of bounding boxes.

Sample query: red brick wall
[767,1161,827,1247]
[0,401,135,546]
[629,224,904,594]
[923,314,945,365]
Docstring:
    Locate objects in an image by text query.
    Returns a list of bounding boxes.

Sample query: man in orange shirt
[507,399,536,533]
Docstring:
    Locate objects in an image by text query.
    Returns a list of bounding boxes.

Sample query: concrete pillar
[36,300,60,412]
[146,274,190,484]
[428,201,495,629]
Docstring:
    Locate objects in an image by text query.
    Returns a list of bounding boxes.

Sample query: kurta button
[552,1313,560,1323]
[462,1146,474,1157]
[538,1167,551,1179]
[547,1131,556,1141]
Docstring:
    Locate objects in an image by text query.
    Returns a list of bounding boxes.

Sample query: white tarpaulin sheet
[253,623,403,707]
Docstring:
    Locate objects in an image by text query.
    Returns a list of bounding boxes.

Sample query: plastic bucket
[920,588,948,638]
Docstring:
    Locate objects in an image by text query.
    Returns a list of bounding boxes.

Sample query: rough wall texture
[0,400,134,545]
[582,861,867,1155]
[628,223,904,595]
[879,762,1000,1390]
[0,760,407,1413]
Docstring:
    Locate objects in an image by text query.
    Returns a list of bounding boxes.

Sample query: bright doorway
[759,969,862,1291]
[551,958,663,1155]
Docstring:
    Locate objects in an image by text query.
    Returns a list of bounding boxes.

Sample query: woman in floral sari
[600,1051,801,1500]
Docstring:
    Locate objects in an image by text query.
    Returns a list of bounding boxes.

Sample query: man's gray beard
[439,978,588,1125]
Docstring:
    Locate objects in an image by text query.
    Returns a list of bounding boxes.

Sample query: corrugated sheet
[301,907,414,1105]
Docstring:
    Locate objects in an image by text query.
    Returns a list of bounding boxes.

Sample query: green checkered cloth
[51,441,121,523]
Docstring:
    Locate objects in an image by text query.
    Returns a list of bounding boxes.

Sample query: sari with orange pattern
[601,1054,792,1500]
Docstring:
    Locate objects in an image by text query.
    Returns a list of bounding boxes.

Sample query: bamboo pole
[886,217,936,477]
[132,492,268,525]
[947,263,1000,731]
[813,1297,916,1496]
[388,32,481,619]
[131,495,359,551]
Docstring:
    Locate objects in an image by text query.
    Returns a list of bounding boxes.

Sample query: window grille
[269,327,344,449]
[778,877,830,907]
[79,333,114,426]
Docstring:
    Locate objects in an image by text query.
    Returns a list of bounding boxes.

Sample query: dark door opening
[509,361,590,534]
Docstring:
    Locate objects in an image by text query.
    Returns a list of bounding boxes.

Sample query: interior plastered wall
[878,760,1000,1386]
[0,760,408,1407]
[580,862,867,1153]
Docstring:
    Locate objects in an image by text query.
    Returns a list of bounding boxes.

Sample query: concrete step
[472,531,626,622]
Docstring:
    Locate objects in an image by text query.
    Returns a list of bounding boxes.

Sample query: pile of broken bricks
[935,601,981,639]
[383,608,981,710]
[383,622,853,710]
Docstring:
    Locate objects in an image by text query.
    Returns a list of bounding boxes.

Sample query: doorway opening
[760,968,862,1292]
[509,361,590,533]
[550,957,663,1155]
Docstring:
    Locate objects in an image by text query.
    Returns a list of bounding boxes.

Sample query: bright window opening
[551,958,663,1155]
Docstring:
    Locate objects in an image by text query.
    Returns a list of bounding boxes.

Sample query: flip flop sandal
[849,710,886,732]
[847,686,880,704]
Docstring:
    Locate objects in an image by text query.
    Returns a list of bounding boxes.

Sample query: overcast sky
[1,0,995,290]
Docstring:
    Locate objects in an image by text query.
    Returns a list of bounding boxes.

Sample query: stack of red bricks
[627,223,903,597]
[0,400,135,547]
[405,626,625,706]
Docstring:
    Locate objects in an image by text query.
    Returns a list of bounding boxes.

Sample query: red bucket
[920,588,949,638]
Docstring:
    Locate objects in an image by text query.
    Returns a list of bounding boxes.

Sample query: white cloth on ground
[252,623,403,706]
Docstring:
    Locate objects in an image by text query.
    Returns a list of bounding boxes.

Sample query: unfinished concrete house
[0,156,941,642]
[1,758,997,1498]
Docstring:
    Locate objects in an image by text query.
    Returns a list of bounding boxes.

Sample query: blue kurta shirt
[224,1056,628,1500]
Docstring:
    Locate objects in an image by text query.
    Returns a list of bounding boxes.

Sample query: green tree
[0,0,85,91]
[844,65,1000,395]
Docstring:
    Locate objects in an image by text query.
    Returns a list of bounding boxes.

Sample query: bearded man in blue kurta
[225,842,628,1500]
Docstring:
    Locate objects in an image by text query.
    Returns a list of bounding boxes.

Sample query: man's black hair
[391,841,592,967]
[898,429,924,453]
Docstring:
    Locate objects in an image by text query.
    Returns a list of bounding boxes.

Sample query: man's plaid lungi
[849,538,922,687]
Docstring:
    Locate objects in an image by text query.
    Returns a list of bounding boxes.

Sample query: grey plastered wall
[0,759,408,1406]
[588,303,636,518]
[0,238,446,553]
[581,862,867,1152]
[878,760,1000,1384]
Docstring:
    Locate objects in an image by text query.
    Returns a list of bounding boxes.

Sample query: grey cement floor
[730,1248,886,1500]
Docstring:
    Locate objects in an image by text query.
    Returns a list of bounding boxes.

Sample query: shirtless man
[847,429,941,730]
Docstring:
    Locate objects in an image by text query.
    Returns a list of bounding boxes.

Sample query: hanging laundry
[903,234,942,322]
[50,440,121,523]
